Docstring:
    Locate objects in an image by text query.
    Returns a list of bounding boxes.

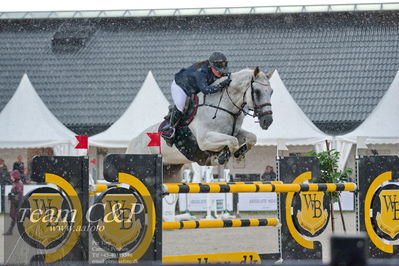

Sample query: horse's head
[245,67,274,130]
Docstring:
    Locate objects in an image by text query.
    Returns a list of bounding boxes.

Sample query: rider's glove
[219,76,231,88]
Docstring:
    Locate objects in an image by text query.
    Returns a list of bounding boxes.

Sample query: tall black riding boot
[160,106,183,147]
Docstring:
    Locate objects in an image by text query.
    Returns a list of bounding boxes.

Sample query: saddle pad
[158,121,212,166]
[174,126,212,165]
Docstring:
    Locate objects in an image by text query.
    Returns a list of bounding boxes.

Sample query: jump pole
[163,218,279,230]
[163,182,357,194]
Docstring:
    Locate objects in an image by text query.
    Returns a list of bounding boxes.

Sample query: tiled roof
[0,11,398,135]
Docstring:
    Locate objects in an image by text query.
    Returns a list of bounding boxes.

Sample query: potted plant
[306,148,353,232]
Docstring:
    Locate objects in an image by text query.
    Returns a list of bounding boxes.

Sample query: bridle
[228,77,273,118]
[199,76,273,135]
[251,79,273,117]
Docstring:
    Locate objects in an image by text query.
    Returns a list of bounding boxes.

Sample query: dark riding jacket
[174,61,222,96]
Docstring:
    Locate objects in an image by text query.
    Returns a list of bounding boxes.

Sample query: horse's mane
[237,68,266,78]
[211,68,266,90]
[232,68,266,89]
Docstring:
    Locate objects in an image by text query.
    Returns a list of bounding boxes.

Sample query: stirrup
[161,127,176,140]
[161,127,176,147]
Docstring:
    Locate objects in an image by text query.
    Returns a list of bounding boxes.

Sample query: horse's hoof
[218,156,227,165]
[218,147,230,165]
[234,144,248,158]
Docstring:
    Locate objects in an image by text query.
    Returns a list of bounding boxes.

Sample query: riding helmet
[209,52,229,75]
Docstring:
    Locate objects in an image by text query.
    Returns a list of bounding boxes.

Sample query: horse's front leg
[197,131,240,165]
[234,129,257,159]
[197,131,240,153]
[236,128,257,150]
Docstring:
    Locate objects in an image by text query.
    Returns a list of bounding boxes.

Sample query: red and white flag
[147,132,162,154]
[75,136,89,149]
[147,132,161,147]
[75,136,89,156]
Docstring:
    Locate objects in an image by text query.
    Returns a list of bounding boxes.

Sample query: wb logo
[19,193,70,248]
[302,194,323,218]
[103,199,135,230]
[381,194,399,220]
[376,190,399,239]
[296,192,329,236]
[96,194,144,252]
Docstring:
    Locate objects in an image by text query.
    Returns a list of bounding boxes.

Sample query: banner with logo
[4,154,163,264]
[278,156,325,260]
[178,194,233,212]
[4,156,89,264]
[238,193,277,211]
[91,154,162,263]
[357,156,399,258]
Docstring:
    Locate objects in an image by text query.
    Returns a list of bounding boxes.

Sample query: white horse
[127,67,273,180]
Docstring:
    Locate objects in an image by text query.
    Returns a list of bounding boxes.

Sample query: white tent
[0,74,78,155]
[335,70,399,168]
[89,71,170,148]
[242,70,330,151]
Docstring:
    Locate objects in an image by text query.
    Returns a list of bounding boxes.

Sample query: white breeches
[171,80,187,112]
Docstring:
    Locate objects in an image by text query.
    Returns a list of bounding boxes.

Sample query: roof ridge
[1,3,399,20]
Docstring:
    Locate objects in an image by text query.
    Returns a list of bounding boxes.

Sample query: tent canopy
[0,74,76,149]
[334,70,399,169]
[242,70,330,149]
[337,70,399,145]
[89,71,170,148]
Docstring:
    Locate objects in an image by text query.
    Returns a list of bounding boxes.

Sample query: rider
[161,52,232,146]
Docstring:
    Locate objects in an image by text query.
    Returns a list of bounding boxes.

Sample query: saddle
[163,95,199,129]
[159,95,215,165]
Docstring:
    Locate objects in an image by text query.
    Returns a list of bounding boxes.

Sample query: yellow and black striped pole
[170,181,283,186]
[89,183,120,195]
[163,218,279,230]
[162,182,356,194]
